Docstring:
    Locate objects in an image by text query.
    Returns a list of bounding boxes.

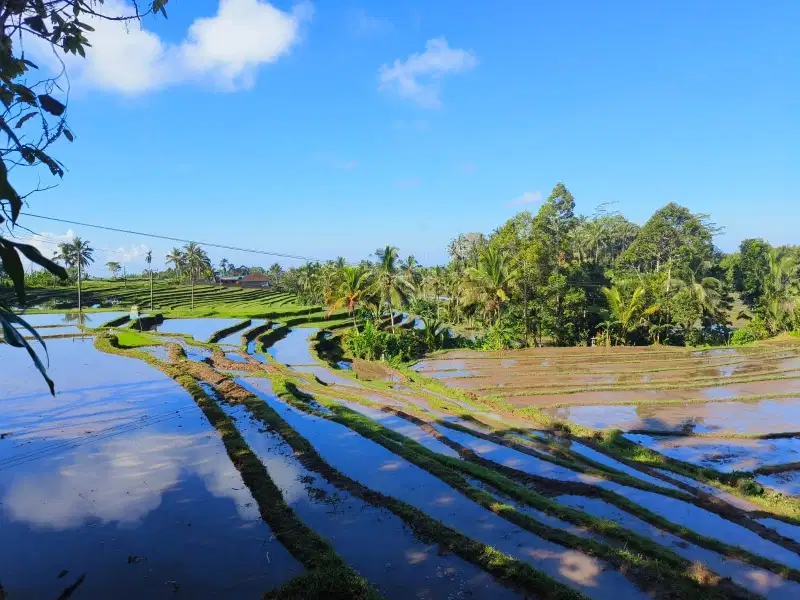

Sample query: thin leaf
[63,129,74,142]
[15,111,37,128]
[0,307,48,355]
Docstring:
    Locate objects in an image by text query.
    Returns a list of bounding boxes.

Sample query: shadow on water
[0,340,301,599]
[624,434,800,473]
[214,319,266,347]
[431,424,800,570]
[235,377,649,600]
[208,384,520,600]
[556,495,800,600]
[545,398,800,435]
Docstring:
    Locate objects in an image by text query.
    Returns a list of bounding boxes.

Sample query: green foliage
[730,316,769,345]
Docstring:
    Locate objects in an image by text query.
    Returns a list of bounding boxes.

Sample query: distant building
[240,273,270,288]
[217,275,244,286]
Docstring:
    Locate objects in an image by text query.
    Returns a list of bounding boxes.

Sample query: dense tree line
[276,183,799,354]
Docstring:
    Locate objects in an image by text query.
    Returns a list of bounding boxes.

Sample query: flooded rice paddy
[150,318,243,342]
[0,339,300,598]
[16,311,129,328]
[5,318,800,597]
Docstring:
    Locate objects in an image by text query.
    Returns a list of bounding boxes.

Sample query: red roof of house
[242,272,269,282]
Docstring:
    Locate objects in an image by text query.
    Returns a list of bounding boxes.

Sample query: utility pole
[77,250,82,313]
[123,265,127,288]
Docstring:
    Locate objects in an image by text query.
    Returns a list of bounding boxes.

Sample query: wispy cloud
[507,191,543,206]
[378,37,477,108]
[29,0,313,94]
[351,9,391,36]
[396,177,421,189]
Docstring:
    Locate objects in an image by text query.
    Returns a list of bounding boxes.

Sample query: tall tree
[619,203,717,273]
[373,245,411,332]
[601,285,658,345]
[106,261,121,279]
[183,242,210,311]
[465,246,518,325]
[165,247,185,282]
[57,237,94,312]
[326,266,373,328]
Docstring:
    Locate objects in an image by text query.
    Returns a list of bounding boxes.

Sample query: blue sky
[13,0,798,275]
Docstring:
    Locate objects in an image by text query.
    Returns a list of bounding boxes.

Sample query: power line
[19,212,326,263]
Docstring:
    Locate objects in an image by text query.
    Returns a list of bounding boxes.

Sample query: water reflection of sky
[15,311,129,328]
[0,339,301,598]
[267,328,319,365]
[152,318,243,342]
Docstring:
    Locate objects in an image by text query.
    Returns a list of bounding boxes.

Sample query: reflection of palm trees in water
[62,311,87,326]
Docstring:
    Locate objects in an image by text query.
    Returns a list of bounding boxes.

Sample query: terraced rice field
[8,281,305,315]
[4,319,800,598]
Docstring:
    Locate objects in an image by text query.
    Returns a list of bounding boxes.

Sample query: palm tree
[268,263,284,288]
[761,249,798,333]
[165,247,185,282]
[373,245,412,332]
[400,255,422,287]
[219,257,230,276]
[145,250,154,311]
[183,242,211,311]
[57,237,94,312]
[601,285,658,345]
[106,261,121,279]
[465,246,517,325]
[326,266,373,328]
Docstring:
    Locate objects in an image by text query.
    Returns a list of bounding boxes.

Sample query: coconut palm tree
[601,285,658,345]
[145,250,154,310]
[57,237,94,312]
[373,245,412,332]
[325,266,373,328]
[165,247,185,282]
[465,246,517,325]
[106,261,121,279]
[760,249,798,333]
[400,255,422,287]
[182,242,211,311]
[268,263,284,288]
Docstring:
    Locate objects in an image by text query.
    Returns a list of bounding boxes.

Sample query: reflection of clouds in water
[4,430,259,529]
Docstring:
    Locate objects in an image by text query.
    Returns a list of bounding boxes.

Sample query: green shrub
[730,316,769,346]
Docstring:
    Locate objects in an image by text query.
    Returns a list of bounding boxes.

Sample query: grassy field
[5,279,311,317]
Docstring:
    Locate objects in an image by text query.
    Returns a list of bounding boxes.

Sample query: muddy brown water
[239,377,650,600]
[0,339,301,599]
[545,398,800,434]
[624,434,800,473]
[447,357,800,391]
[504,377,800,407]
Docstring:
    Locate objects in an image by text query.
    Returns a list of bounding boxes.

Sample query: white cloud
[378,38,477,108]
[13,230,75,269]
[29,0,312,94]
[114,243,152,264]
[507,191,543,206]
